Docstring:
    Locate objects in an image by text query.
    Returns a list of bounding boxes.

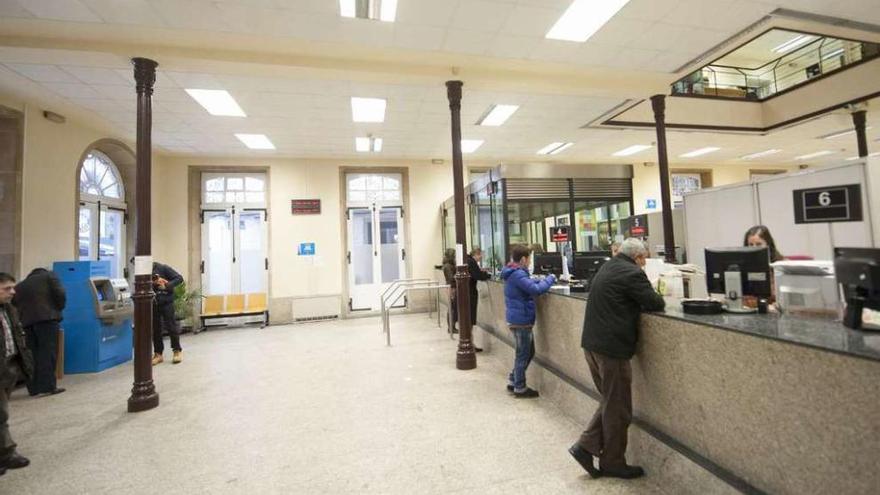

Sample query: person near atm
[0,272,34,476]
[151,262,184,365]
[12,268,66,397]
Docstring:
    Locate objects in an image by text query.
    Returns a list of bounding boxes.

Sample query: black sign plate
[793,184,862,224]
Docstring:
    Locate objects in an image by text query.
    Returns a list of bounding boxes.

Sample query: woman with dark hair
[743,225,784,262]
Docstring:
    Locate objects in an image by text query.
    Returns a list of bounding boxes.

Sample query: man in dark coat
[467,248,491,352]
[0,272,34,476]
[568,239,665,480]
[13,268,66,396]
[151,262,184,365]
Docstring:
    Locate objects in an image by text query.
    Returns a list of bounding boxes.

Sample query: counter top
[487,280,880,362]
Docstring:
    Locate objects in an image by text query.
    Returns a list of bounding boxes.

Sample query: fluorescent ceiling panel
[612,144,652,157]
[772,34,814,54]
[185,89,246,117]
[794,150,834,160]
[461,139,484,153]
[537,142,573,155]
[546,0,631,43]
[477,104,519,126]
[351,97,386,123]
[380,0,397,21]
[355,137,382,152]
[846,152,880,160]
[822,48,844,60]
[679,147,720,158]
[235,134,275,150]
[740,149,781,159]
[340,0,397,22]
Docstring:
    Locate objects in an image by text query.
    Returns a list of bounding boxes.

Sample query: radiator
[291,295,340,323]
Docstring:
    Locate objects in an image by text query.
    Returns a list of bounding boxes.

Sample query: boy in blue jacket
[500,244,556,398]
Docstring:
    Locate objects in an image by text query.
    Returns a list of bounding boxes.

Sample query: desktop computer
[705,246,772,313]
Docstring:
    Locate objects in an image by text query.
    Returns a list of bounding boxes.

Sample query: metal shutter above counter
[571,178,632,199]
[504,178,570,200]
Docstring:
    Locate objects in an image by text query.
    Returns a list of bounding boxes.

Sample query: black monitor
[834,247,880,331]
[573,252,611,284]
[705,247,772,304]
[534,253,563,276]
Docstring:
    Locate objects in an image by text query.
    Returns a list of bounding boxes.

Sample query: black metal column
[650,95,676,263]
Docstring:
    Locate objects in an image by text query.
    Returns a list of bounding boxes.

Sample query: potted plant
[173,282,204,332]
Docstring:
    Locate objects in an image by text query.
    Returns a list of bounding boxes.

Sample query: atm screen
[96,290,105,302]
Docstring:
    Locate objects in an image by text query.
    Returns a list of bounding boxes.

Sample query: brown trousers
[576,350,633,470]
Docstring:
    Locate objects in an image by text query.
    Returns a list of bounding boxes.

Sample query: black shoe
[50,388,66,395]
[0,465,6,476]
[474,347,483,353]
[513,387,539,399]
[601,464,645,479]
[568,445,601,479]
[3,453,30,470]
[506,384,514,392]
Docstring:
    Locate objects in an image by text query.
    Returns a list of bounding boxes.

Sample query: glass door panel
[202,210,233,296]
[238,210,266,294]
[348,208,375,311]
[78,205,95,261]
[379,207,401,284]
[99,208,124,278]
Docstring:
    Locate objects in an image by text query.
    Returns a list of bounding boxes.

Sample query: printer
[773,260,839,315]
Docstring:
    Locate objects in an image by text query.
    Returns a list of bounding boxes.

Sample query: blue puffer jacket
[501,263,556,326]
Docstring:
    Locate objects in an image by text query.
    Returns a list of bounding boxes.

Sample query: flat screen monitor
[705,246,771,298]
[834,247,880,330]
[573,252,611,283]
[534,253,563,276]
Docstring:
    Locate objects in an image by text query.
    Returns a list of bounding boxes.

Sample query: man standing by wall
[568,239,665,479]
[12,268,66,397]
[0,273,33,476]
[151,262,184,365]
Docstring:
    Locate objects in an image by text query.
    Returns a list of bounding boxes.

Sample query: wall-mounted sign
[551,225,570,243]
[646,199,657,210]
[291,199,321,215]
[793,184,862,224]
[298,242,316,256]
[628,214,649,237]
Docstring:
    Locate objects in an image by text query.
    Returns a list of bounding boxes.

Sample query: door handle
[402,248,406,260]
[264,258,268,270]
[200,260,205,274]
[347,251,351,264]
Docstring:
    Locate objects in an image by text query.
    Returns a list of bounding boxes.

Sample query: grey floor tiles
[3,314,667,494]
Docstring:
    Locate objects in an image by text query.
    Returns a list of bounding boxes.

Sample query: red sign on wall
[551,226,570,243]
[291,199,321,215]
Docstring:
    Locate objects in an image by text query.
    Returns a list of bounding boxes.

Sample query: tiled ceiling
[0,0,878,165]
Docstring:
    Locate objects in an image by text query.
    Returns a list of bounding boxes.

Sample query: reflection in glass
[205,212,233,295]
[379,208,400,283]
[78,206,92,261]
[99,209,124,278]
[238,211,264,294]
[352,209,374,285]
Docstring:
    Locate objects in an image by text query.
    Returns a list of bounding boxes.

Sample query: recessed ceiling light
[546,0,631,43]
[794,150,835,160]
[339,0,397,22]
[772,34,814,54]
[477,104,519,126]
[355,136,382,152]
[185,89,246,117]
[740,149,782,160]
[820,127,873,139]
[679,146,721,158]
[612,144,652,157]
[537,142,573,155]
[461,139,484,153]
[821,48,844,60]
[235,133,274,150]
[351,97,386,123]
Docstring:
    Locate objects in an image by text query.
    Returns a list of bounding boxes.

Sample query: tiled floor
[3,314,667,494]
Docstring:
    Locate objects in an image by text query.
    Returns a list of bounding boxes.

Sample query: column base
[127,381,159,412]
[456,347,477,370]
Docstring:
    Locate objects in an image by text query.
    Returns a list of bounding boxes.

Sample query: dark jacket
[501,263,555,326]
[0,304,34,382]
[466,255,491,293]
[152,262,183,306]
[12,268,66,327]
[441,262,456,289]
[581,254,665,359]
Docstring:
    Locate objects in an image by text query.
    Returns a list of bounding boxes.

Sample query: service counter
[475,280,880,495]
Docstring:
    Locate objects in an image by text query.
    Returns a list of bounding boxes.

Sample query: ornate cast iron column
[651,94,676,263]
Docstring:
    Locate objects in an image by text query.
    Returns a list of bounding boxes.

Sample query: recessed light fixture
[546,0,630,42]
[740,149,782,160]
[772,34,814,54]
[461,139,484,153]
[355,136,383,152]
[537,142,573,155]
[351,97,386,123]
[339,0,397,22]
[476,104,519,126]
[679,146,721,158]
[235,133,274,150]
[612,144,652,157]
[821,48,844,60]
[185,89,246,117]
[794,150,835,160]
[820,127,873,139]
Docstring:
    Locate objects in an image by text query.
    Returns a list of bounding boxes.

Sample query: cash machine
[53,260,134,373]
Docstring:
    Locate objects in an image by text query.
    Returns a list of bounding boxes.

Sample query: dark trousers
[0,360,20,461]
[576,350,633,470]
[469,288,478,325]
[152,302,181,354]
[24,321,59,395]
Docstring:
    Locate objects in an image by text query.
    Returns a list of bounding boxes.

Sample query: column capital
[131,57,158,94]
[650,94,666,118]
[446,80,463,108]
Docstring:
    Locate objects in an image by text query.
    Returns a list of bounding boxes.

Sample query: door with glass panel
[78,150,127,278]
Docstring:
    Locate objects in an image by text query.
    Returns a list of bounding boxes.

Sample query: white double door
[201,206,268,296]
[347,204,406,311]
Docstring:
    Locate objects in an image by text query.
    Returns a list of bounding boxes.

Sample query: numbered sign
[551,226,570,242]
[793,184,863,224]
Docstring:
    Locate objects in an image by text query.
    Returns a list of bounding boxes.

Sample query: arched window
[78,150,127,278]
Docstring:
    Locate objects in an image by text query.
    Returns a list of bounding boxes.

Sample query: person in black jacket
[466,248,491,352]
[568,238,665,480]
[0,273,34,476]
[151,262,184,365]
[12,268,66,397]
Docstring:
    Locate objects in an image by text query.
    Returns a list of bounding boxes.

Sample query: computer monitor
[834,247,880,331]
[573,252,612,285]
[534,253,563,276]
[705,246,771,312]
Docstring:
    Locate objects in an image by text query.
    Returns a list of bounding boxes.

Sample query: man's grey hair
[619,238,649,259]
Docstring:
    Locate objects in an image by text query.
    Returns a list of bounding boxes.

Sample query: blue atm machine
[53,260,134,373]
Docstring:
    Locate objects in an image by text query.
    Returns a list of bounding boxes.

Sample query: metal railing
[380,278,447,346]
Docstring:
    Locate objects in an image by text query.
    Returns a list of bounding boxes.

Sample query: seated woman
[743,225,783,305]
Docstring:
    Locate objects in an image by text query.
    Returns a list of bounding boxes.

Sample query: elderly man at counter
[569,238,665,480]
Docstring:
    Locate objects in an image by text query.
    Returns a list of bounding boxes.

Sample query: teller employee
[743,225,784,304]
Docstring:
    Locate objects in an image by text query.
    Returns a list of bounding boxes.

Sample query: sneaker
[151,353,164,366]
[506,384,514,393]
[172,351,182,364]
[513,387,539,399]
[568,445,601,478]
[601,464,645,479]
[2,453,30,470]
